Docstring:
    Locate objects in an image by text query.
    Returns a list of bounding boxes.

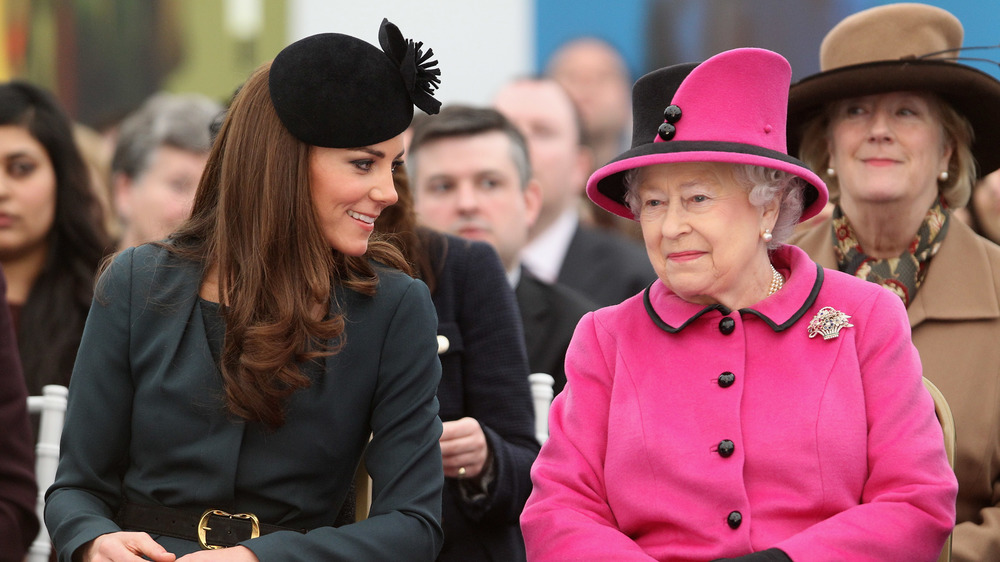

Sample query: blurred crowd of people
[2,3,1000,561]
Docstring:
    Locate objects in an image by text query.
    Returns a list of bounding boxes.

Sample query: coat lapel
[908,219,1000,326]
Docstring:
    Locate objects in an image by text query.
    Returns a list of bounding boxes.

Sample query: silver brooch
[807,307,854,340]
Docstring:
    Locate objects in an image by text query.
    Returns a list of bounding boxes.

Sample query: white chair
[25,384,68,562]
[528,373,555,445]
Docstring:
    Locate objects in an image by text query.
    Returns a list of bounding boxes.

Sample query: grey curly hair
[622,163,806,250]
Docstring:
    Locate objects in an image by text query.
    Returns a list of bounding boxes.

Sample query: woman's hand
[440,417,489,479]
[75,532,176,562]
[177,546,259,561]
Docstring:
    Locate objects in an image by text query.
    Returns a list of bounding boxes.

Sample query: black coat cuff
[712,547,792,562]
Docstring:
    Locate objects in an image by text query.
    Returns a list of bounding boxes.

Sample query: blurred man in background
[494,78,654,307]
[409,105,594,393]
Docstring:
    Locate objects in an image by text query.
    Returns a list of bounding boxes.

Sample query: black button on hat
[719,317,736,335]
[657,105,682,141]
[718,372,736,388]
[657,122,676,141]
[727,511,743,529]
[718,439,735,458]
[663,104,682,123]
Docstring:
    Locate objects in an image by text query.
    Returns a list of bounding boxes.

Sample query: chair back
[528,373,555,445]
[923,377,954,562]
[25,384,68,562]
[354,452,372,522]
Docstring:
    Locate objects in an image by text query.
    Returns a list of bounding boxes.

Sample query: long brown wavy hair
[168,62,409,428]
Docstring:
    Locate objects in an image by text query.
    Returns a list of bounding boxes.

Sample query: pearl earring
[939,170,949,181]
[826,168,836,178]
[762,229,773,242]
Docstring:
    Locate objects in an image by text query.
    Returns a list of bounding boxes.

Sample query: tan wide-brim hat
[787,3,1000,177]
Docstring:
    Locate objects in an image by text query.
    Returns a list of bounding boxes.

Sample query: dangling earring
[939,170,949,182]
[762,229,773,242]
[826,167,836,178]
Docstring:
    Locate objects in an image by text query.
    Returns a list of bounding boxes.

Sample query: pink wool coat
[520,245,957,561]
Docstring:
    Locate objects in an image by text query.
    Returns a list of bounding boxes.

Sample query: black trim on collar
[643,283,731,334]
[643,263,824,334]
[742,265,824,332]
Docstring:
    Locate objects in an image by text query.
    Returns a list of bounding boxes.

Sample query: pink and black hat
[586,48,828,222]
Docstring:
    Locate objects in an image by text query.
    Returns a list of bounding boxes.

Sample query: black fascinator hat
[269,18,441,148]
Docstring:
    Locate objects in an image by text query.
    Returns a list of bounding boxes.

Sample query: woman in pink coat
[519,47,957,562]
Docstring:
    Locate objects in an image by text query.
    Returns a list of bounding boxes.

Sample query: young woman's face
[308,134,403,256]
[0,125,57,261]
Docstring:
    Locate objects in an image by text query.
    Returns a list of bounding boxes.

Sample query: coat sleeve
[450,241,539,525]
[951,237,1000,562]
[246,277,445,561]
[44,248,137,562]
[0,266,39,562]
[520,312,657,561]
[775,289,958,560]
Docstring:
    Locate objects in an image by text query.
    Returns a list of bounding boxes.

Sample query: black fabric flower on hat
[378,18,442,115]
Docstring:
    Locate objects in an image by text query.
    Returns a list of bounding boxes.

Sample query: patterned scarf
[832,198,950,307]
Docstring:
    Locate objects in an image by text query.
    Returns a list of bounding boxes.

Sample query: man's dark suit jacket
[515,268,595,395]
[558,224,656,308]
[425,232,539,562]
[0,266,38,561]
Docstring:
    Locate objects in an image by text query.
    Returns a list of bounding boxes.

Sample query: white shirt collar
[507,263,522,289]
[520,208,579,284]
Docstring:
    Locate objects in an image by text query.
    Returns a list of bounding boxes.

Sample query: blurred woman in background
[0,81,110,399]
[110,91,221,249]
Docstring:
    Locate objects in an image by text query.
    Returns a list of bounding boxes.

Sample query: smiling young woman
[45,19,448,562]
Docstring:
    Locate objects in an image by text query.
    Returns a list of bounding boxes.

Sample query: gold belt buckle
[197,509,261,550]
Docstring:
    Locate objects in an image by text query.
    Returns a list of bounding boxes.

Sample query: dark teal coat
[45,244,444,561]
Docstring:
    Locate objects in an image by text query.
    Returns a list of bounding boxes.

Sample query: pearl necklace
[768,263,785,296]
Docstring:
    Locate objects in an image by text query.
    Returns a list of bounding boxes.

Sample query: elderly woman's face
[635,162,776,307]
[827,92,952,208]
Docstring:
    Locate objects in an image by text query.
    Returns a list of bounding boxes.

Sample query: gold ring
[457,466,467,477]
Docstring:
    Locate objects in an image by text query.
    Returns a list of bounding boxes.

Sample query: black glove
[712,548,793,562]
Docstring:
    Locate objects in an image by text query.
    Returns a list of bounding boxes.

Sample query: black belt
[116,502,306,549]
